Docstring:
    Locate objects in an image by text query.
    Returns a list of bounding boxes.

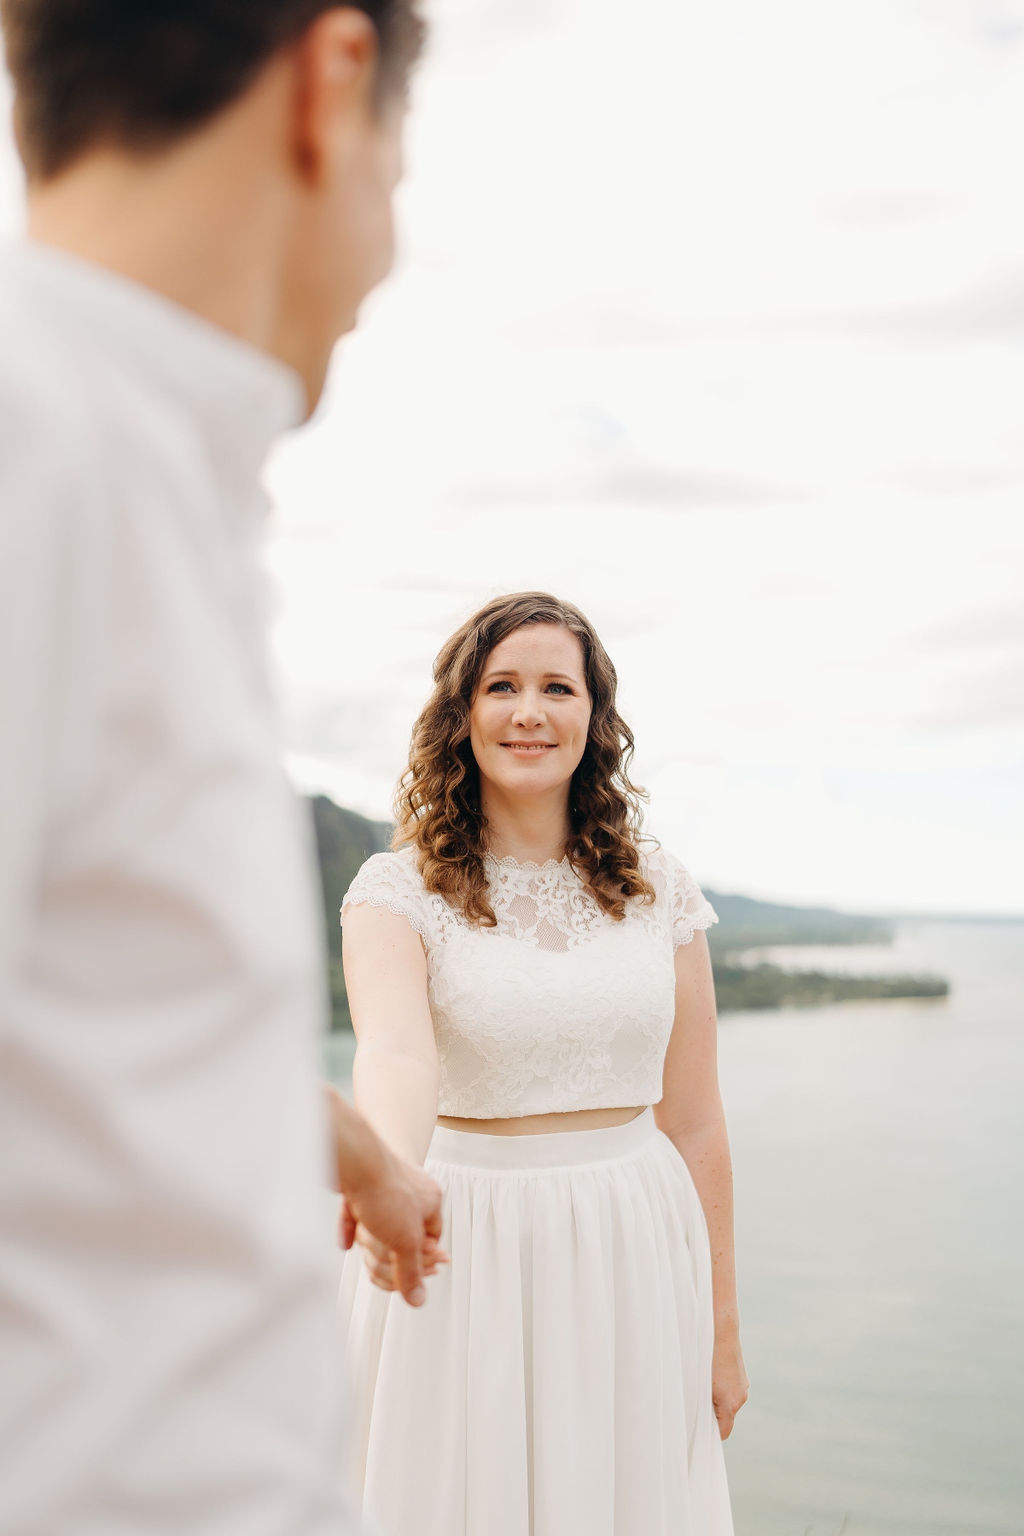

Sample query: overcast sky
[3,0,1023,916]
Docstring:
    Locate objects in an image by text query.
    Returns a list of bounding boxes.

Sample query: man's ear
[290,7,379,184]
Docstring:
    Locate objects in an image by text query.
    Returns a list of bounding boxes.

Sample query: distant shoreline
[711,955,950,1013]
[703,898,954,1013]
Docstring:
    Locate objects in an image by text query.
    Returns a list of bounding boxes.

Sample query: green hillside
[702,891,891,952]
[306,795,949,1029]
[308,795,392,1032]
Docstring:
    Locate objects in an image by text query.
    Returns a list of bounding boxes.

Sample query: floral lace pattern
[340,844,718,1119]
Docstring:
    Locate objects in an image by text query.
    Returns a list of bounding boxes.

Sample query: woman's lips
[499,742,556,752]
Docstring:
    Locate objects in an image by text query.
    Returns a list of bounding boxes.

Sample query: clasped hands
[326,1083,448,1308]
[339,1154,449,1306]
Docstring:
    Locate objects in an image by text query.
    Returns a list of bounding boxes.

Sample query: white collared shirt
[0,241,356,1534]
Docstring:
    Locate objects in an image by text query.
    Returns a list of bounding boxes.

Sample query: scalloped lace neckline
[482,851,574,874]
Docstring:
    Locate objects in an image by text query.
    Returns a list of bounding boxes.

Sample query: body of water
[324,919,1024,1535]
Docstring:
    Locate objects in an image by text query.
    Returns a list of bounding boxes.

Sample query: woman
[337,591,747,1535]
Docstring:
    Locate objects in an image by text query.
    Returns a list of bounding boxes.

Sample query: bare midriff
[435,1106,647,1136]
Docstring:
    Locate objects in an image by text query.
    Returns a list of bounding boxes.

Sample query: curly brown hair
[393,592,656,926]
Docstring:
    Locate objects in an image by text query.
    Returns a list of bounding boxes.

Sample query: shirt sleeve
[340,851,434,945]
[661,848,719,949]
[0,381,97,990]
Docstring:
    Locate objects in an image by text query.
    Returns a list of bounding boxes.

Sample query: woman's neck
[479,787,572,865]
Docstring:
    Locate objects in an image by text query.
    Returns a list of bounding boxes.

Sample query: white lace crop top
[340,843,719,1119]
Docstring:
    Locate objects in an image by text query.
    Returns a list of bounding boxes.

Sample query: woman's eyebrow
[480,669,582,685]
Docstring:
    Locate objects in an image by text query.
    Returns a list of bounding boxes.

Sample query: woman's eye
[484,680,574,695]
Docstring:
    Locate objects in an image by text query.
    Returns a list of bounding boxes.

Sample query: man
[0,3,438,1531]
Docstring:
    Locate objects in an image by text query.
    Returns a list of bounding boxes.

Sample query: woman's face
[469,624,593,803]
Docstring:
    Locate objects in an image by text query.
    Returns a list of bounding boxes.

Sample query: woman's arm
[341,900,441,1167]
[654,929,749,1435]
[654,929,740,1334]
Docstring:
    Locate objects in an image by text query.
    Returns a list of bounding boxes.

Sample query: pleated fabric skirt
[336,1107,735,1536]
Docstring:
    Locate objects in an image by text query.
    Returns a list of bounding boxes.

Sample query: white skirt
[336,1107,735,1536]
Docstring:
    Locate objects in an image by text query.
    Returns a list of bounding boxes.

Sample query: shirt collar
[5,237,307,516]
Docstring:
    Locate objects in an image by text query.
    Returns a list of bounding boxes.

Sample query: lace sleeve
[660,848,719,949]
[340,850,433,945]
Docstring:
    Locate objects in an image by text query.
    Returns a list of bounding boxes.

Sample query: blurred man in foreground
[0,3,437,1531]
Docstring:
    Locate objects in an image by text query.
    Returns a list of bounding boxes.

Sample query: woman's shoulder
[636,840,720,946]
[340,844,427,921]
[349,843,420,882]
[638,839,697,879]
[340,844,466,949]
[636,839,682,883]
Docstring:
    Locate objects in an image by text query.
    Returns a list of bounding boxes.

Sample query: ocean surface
[323,918,1024,1536]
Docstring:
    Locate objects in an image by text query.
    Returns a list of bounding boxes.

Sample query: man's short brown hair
[0,0,425,180]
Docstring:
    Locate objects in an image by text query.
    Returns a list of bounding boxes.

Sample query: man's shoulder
[0,267,94,472]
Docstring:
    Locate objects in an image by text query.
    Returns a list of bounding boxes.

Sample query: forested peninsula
[309,794,949,1032]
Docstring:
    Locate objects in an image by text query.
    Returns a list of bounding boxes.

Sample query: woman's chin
[504,780,570,804]
[481,763,567,798]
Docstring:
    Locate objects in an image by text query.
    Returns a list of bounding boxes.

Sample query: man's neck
[28,152,281,355]
[23,86,325,418]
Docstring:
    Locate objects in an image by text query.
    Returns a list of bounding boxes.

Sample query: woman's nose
[512,689,545,727]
